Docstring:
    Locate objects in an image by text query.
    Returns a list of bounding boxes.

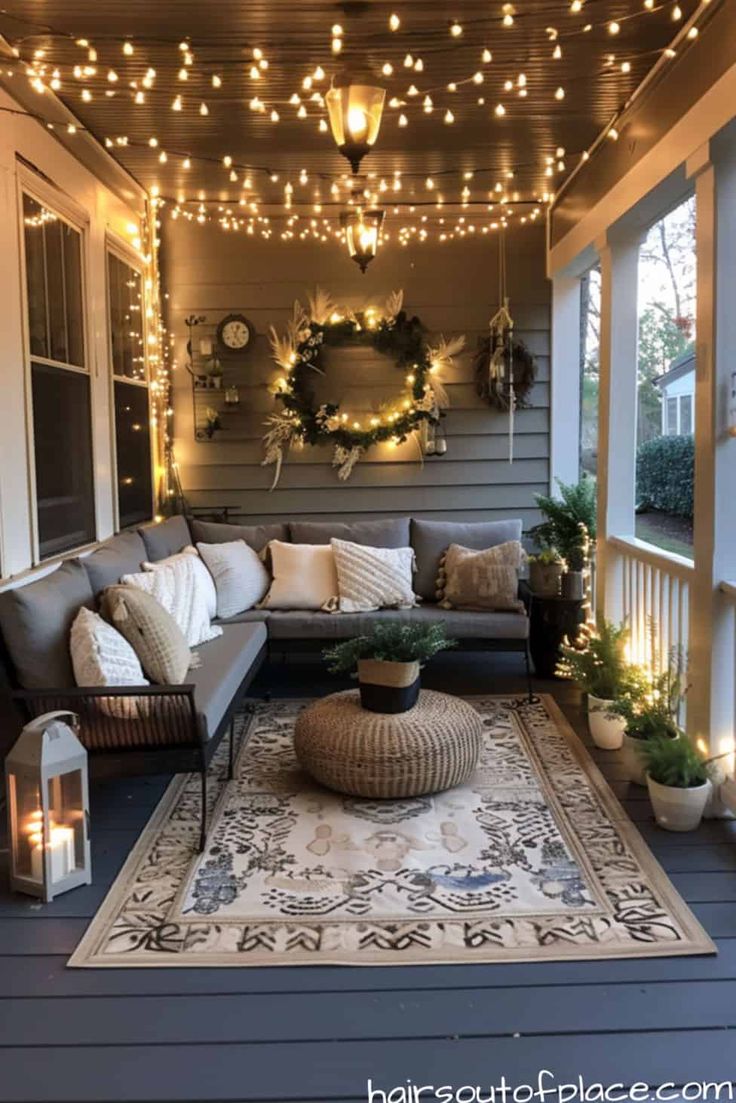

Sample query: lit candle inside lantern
[29,824,75,883]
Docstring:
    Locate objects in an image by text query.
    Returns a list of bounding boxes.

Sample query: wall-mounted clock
[216,313,253,354]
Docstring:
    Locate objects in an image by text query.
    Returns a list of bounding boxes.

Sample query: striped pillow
[329,539,418,613]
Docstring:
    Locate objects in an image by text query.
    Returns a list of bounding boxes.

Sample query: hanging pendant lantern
[340,207,385,273]
[326,69,386,173]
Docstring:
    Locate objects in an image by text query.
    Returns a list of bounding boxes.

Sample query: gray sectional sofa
[0,513,531,848]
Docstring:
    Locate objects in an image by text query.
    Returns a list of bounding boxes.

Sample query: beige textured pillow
[260,541,338,610]
[437,541,524,612]
[101,586,192,684]
[329,538,417,612]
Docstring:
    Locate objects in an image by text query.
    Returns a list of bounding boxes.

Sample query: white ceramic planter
[621,733,649,786]
[646,775,712,832]
[587,695,626,750]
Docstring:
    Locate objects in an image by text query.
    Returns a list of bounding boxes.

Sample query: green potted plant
[528,548,564,597]
[324,622,456,714]
[640,733,712,832]
[607,653,685,784]
[558,617,636,750]
[532,477,597,600]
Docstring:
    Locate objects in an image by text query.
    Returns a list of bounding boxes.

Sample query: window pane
[108,253,145,380]
[22,195,49,359]
[31,363,95,559]
[680,394,693,436]
[44,216,68,364]
[666,396,679,435]
[114,381,153,528]
[63,224,84,367]
[580,265,601,476]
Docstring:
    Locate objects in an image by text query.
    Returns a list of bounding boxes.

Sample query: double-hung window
[107,249,153,528]
[22,192,96,560]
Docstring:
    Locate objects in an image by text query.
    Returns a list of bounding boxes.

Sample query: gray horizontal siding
[166,221,551,524]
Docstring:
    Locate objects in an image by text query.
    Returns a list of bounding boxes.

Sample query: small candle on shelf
[29,824,75,883]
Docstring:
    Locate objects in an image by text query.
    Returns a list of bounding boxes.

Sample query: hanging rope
[487,230,516,463]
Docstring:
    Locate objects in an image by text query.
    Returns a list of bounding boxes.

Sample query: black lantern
[326,69,386,174]
[340,207,385,273]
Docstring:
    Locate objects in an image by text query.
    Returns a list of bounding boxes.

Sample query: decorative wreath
[473,335,537,411]
[262,288,465,485]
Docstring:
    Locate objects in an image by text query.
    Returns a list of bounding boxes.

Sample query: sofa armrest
[12,684,202,751]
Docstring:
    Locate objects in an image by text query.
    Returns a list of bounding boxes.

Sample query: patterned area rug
[70,695,714,967]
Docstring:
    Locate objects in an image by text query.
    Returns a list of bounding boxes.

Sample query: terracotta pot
[647,775,711,832]
[587,695,626,750]
[357,659,420,714]
[529,560,563,597]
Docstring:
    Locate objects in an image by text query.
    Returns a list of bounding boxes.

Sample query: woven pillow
[70,607,151,720]
[329,538,417,613]
[122,555,221,648]
[101,586,192,684]
[196,540,270,619]
[437,540,525,612]
[260,541,338,610]
[143,546,217,620]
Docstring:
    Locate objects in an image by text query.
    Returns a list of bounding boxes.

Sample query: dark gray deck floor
[1,654,735,1103]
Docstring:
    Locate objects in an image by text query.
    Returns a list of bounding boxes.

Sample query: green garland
[263,290,464,484]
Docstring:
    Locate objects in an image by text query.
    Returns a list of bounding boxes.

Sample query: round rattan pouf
[293,689,484,798]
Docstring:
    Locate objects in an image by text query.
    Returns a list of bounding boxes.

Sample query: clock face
[218,315,251,351]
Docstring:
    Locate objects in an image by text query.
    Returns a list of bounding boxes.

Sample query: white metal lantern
[326,69,386,173]
[5,711,91,902]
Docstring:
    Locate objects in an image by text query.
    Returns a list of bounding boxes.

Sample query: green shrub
[636,434,694,520]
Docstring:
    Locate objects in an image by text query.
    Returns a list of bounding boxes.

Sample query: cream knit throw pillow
[329,538,418,613]
[122,555,221,648]
[143,546,217,620]
[437,540,525,612]
[70,607,151,720]
[260,541,338,610]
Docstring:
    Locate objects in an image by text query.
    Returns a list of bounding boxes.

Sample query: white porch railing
[606,536,694,671]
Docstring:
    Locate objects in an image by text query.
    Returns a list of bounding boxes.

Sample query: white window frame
[16,166,98,565]
[104,233,155,532]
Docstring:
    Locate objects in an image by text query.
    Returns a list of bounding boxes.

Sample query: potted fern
[532,477,597,600]
[558,617,634,749]
[324,623,456,714]
[640,734,712,832]
[607,654,685,784]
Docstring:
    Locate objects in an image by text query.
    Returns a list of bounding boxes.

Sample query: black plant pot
[357,659,421,714]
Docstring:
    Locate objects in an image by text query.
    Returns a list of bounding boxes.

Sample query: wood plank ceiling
[0,0,711,224]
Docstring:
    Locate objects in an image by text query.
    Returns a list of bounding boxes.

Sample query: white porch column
[595,233,640,619]
[686,135,736,755]
[549,272,581,488]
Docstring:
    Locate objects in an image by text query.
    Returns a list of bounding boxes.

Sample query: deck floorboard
[1,655,734,1103]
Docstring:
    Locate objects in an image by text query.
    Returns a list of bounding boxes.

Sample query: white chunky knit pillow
[143,545,217,620]
[328,538,418,613]
[122,554,222,648]
[70,607,151,720]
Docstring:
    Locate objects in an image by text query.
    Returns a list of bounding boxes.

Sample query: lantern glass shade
[340,208,385,273]
[326,80,386,173]
[5,713,91,902]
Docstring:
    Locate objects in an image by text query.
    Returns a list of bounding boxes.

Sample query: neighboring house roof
[655,349,695,389]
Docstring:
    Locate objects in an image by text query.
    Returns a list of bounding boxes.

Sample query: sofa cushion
[266,605,528,641]
[0,560,95,688]
[189,622,267,739]
[82,531,147,596]
[411,518,523,601]
[214,609,270,626]
[290,517,410,548]
[101,586,192,684]
[189,518,288,554]
[138,516,191,562]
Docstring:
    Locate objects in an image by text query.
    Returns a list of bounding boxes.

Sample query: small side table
[527,590,585,679]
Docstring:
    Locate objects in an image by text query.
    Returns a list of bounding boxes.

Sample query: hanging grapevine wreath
[473,335,537,411]
[262,287,465,486]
